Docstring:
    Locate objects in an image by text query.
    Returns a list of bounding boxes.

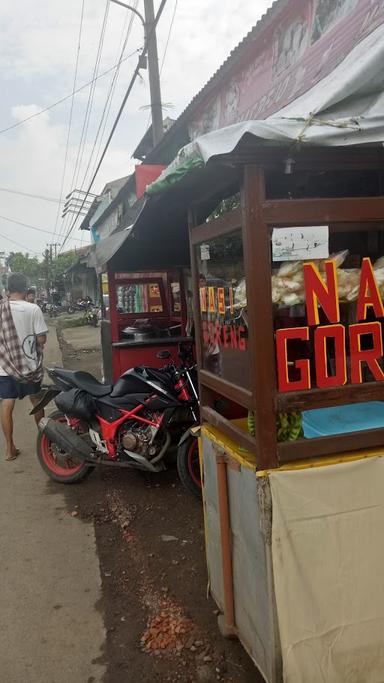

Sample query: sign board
[272,225,329,261]
[189,0,384,138]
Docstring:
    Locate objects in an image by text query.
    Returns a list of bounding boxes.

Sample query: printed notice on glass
[272,225,329,261]
[200,243,211,261]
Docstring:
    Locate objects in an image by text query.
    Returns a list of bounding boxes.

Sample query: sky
[0,0,274,258]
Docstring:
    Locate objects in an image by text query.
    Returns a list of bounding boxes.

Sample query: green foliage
[5,250,79,285]
[6,252,42,283]
[51,251,78,280]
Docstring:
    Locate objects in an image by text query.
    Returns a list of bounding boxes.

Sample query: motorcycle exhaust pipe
[39,417,91,462]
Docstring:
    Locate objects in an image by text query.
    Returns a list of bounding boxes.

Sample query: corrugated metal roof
[146,0,287,161]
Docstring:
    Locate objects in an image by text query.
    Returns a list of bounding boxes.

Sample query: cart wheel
[217,614,237,640]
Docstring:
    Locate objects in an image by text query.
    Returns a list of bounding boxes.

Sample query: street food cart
[184,145,384,682]
[141,128,384,681]
[124,3,384,679]
[89,228,193,383]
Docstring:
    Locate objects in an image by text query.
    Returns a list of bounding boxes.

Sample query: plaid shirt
[0,299,43,383]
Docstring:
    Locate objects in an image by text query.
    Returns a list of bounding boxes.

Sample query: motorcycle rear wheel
[177,435,201,498]
[37,410,93,484]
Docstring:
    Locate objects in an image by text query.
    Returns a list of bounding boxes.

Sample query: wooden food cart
[90,228,193,383]
[138,135,384,680]
[182,145,384,682]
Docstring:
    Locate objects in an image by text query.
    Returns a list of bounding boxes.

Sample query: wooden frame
[188,151,384,469]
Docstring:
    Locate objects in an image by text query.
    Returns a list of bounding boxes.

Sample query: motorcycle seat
[54,368,112,397]
[100,393,150,407]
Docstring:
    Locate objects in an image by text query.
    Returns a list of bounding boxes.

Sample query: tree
[51,251,78,280]
[6,252,43,283]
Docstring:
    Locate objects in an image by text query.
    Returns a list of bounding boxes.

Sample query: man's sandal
[5,449,20,461]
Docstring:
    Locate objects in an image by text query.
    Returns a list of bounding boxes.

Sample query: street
[0,325,259,683]
[0,329,105,682]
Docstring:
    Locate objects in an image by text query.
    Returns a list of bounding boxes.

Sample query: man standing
[0,273,48,460]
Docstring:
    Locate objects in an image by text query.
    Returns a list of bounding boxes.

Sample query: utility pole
[143,0,164,146]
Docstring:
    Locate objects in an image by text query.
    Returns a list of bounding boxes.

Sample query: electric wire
[0,186,64,204]
[78,2,138,197]
[64,0,110,231]
[0,232,40,255]
[0,49,140,137]
[88,2,139,185]
[51,0,85,243]
[0,215,83,242]
[60,0,170,251]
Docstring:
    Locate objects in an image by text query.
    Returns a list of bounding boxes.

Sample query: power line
[86,2,139,187]
[0,52,140,137]
[0,232,40,255]
[0,215,84,242]
[160,0,178,75]
[65,0,110,229]
[60,0,169,252]
[0,186,64,204]
[52,0,85,242]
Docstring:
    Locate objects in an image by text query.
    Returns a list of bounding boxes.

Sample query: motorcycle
[83,305,100,327]
[32,344,201,497]
[67,298,94,314]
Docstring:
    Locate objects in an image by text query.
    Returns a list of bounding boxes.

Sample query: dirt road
[0,327,105,682]
[58,323,262,683]
[0,321,263,682]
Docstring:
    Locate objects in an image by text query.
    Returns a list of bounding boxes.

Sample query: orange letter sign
[304,260,340,326]
[276,327,311,392]
[314,324,347,388]
[356,257,384,321]
[349,321,384,383]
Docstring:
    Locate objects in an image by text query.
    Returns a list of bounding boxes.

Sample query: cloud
[0,0,274,256]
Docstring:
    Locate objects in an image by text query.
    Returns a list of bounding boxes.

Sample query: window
[196,230,250,388]
[116,282,164,314]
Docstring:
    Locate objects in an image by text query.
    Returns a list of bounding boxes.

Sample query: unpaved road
[0,321,263,682]
[0,327,105,683]
[59,323,262,683]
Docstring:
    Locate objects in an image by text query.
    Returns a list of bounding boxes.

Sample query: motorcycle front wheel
[37,410,93,484]
[177,435,201,498]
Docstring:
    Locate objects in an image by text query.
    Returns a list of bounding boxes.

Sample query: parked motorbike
[67,298,94,314]
[32,344,201,496]
[83,305,100,327]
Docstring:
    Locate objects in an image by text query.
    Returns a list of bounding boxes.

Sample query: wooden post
[242,165,278,469]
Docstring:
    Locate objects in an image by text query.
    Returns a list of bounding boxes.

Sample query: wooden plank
[262,196,384,225]
[217,147,384,171]
[199,370,253,409]
[188,208,203,372]
[202,406,257,454]
[190,207,242,245]
[278,428,384,463]
[242,165,278,469]
[278,382,384,412]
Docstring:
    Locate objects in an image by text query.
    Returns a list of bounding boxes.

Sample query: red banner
[189,0,384,138]
[135,165,166,199]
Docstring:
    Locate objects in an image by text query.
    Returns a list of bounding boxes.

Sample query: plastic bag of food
[374,257,384,270]
[337,268,360,301]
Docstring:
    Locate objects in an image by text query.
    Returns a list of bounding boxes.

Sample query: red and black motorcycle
[33,344,201,497]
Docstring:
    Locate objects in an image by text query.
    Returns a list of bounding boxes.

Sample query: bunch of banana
[247,411,256,437]
[247,410,303,442]
[276,411,303,442]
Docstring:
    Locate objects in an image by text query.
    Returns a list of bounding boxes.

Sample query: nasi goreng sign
[276,258,384,392]
[189,0,384,138]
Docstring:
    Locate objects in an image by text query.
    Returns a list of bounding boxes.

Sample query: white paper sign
[200,243,211,261]
[272,225,329,261]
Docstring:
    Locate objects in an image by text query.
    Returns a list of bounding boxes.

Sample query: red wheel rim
[187,439,201,488]
[40,416,84,477]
